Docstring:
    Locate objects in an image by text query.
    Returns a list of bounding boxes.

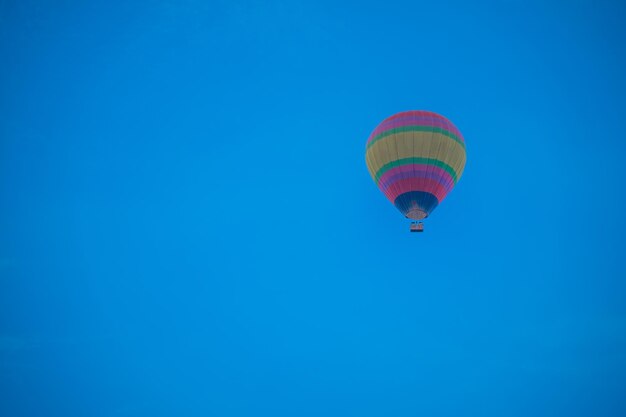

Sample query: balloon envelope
[365,110,466,220]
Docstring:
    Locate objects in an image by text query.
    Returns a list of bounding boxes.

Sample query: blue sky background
[2,1,626,416]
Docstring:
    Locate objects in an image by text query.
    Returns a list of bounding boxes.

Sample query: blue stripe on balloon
[393,191,439,217]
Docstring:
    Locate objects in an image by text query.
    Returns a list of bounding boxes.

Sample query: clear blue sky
[2,1,626,416]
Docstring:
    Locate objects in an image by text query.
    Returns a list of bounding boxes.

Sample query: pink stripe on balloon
[380,170,453,194]
[369,117,455,141]
[378,164,454,188]
[367,110,464,144]
[385,177,450,202]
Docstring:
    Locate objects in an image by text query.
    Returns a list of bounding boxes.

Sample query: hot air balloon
[365,110,466,232]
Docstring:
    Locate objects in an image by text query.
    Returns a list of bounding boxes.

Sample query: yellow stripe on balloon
[366,131,467,181]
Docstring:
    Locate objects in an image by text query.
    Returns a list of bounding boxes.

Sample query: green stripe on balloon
[374,158,459,184]
[367,126,465,150]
